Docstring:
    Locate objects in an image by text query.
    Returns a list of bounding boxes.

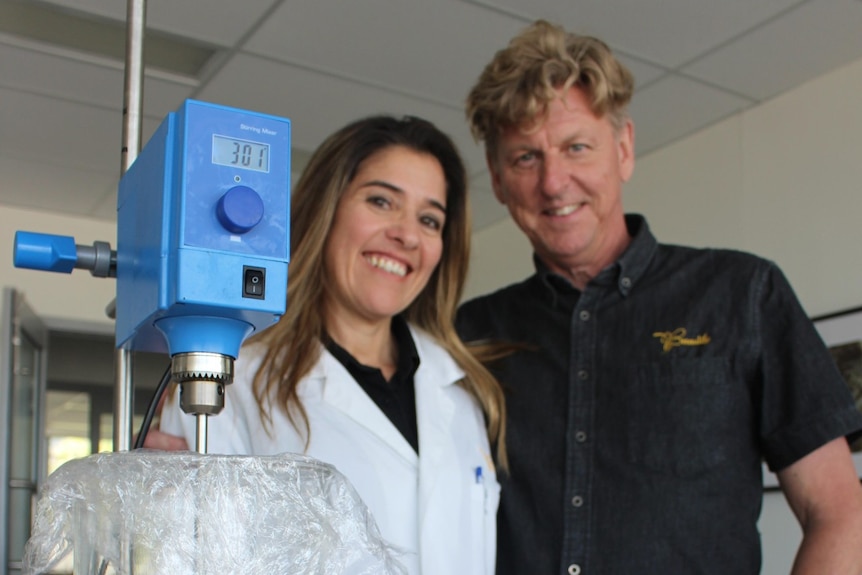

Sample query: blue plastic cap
[13,231,77,273]
[155,315,254,357]
[216,185,265,234]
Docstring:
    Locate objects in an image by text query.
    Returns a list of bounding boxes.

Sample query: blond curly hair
[466,19,634,157]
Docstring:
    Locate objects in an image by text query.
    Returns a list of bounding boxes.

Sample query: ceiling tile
[618,55,666,89]
[139,78,197,122]
[1,89,121,172]
[0,156,116,217]
[146,0,275,46]
[0,41,193,120]
[465,0,802,67]
[683,0,862,101]
[32,0,131,24]
[36,0,275,46]
[2,0,860,234]
[196,53,487,177]
[243,0,525,107]
[0,86,168,221]
[0,41,123,108]
[629,75,751,156]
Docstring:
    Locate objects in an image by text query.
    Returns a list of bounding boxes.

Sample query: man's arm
[777,436,862,575]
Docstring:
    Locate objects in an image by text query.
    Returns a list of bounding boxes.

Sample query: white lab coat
[160,324,500,575]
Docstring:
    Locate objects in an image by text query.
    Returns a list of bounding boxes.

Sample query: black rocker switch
[243,266,266,299]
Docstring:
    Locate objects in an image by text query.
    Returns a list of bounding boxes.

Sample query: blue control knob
[216,186,264,234]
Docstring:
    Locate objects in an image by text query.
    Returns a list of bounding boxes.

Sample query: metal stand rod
[121,0,146,172]
[113,350,134,451]
[195,414,209,454]
[114,0,146,454]
[115,3,146,573]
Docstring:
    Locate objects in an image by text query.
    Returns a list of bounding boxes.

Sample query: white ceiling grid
[1,0,861,230]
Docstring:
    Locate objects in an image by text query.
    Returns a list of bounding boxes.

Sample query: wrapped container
[23,451,406,575]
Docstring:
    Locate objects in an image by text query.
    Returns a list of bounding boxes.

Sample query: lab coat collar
[409,324,465,388]
[411,325,467,504]
[414,327,486,573]
[412,325,464,493]
[306,324,464,465]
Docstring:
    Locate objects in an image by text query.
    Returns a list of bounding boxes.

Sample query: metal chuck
[172,352,235,453]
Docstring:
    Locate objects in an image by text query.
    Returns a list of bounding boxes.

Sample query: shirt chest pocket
[625,357,735,477]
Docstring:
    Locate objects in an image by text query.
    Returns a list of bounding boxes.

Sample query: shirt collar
[323,314,420,383]
[533,213,657,299]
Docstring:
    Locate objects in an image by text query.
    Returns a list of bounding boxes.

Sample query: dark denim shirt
[456,214,862,575]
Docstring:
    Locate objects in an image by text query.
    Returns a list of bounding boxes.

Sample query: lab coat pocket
[471,472,501,575]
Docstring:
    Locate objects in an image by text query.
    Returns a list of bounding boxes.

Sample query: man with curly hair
[457,19,862,575]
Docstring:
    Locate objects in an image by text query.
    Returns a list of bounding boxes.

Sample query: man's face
[488,86,634,278]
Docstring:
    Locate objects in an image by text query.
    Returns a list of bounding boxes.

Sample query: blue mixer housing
[115,99,291,358]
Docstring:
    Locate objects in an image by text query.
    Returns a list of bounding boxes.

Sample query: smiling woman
[156,115,506,575]
[323,146,447,351]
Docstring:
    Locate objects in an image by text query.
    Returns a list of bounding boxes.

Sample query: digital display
[212,134,270,173]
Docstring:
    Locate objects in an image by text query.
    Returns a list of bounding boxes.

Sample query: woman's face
[323,145,448,327]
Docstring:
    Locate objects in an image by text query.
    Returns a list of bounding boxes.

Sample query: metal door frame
[0,288,48,574]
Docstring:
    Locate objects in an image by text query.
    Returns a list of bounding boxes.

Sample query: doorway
[44,328,167,474]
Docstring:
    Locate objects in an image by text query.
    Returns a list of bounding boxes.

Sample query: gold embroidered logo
[652,328,711,353]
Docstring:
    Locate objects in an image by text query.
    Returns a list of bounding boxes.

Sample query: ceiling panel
[196,53,486,176]
[0,38,193,120]
[136,77,197,122]
[2,90,122,172]
[0,155,116,215]
[683,0,862,101]
[466,0,803,67]
[244,0,525,107]
[2,0,862,232]
[0,40,123,108]
[36,0,276,46]
[629,75,752,155]
[617,55,667,90]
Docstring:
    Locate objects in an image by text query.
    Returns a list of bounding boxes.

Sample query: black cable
[133,363,173,449]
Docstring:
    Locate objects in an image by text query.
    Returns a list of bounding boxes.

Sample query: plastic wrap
[23,451,408,575]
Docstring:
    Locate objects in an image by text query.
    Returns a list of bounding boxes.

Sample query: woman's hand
[140,429,189,451]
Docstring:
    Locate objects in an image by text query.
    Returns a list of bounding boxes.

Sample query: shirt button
[579,310,590,321]
[568,564,581,575]
[571,495,583,507]
[578,370,589,380]
[575,431,587,443]
[621,277,632,288]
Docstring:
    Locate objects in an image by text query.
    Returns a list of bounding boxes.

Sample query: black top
[456,214,862,575]
[325,315,421,452]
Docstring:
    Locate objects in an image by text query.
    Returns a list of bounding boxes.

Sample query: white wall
[1,205,116,328]
[466,54,862,574]
[465,216,533,300]
[628,57,862,317]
